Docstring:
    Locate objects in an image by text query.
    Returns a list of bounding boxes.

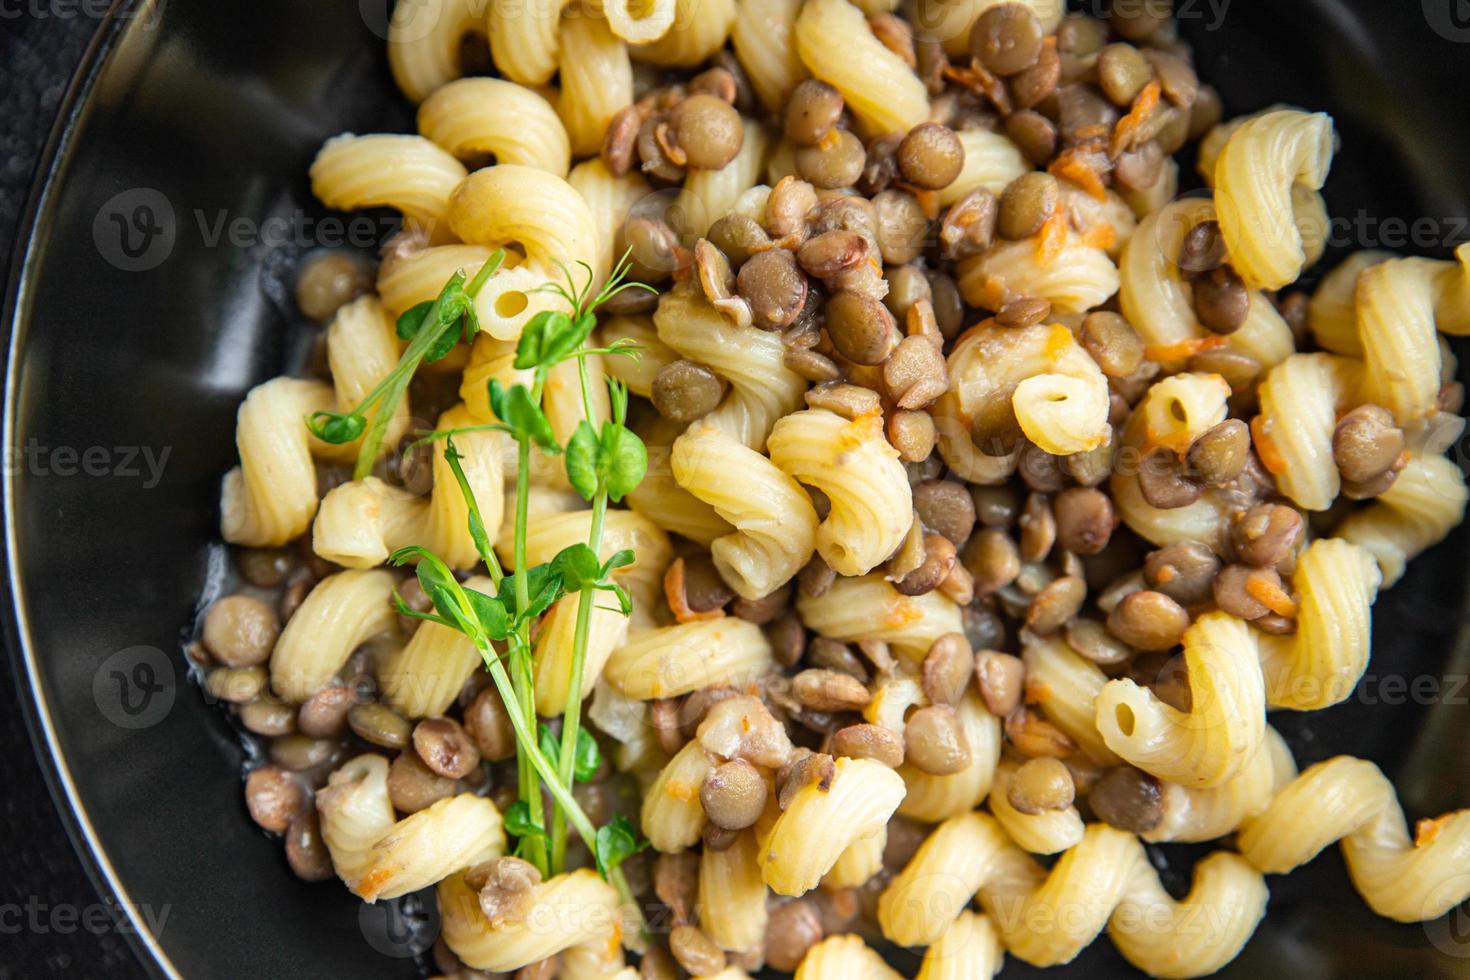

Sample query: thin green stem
[549,490,609,871]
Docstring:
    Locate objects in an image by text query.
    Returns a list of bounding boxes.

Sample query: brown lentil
[285,811,333,882]
[269,734,337,771]
[795,128,868,188]
[938,188,998,261]
[297,685,355,738]
[768,610,806,667]
[412,716,481,779]
[1006,109,1058,164]
[202,595,279,669]
[245,765,307,832]
[1143,540,1221,607]
[1004,706,1077,758]
[348,702,411,749]
[1008,756,1075,814]
[1064,617,1135,665]
[738,249,808,330]
[731,583,791,625]
[1230,503,1304,568]
[700,759,768,830]
[765,176,820,238]
[971,3,1045,75]
[1097,43,1152,106]
[706,212,770,269]
[871,189,929,265]
[889,409,937,462]
[784,348,844,383]
[670,925,727,977]
[904,705,971,775]
[238,547,293,588]
[897,122,965,190]
[295,253,372,322]
[239,699,297,737]
[883,336,949,410]
[914,480,977,546]
[1108,590,1190,650]
[464,687,516,761]
[1054,487,1116,555]
[1333,404,1405,484]
[792,668,872,712]
[387,749,457,812]
[673,553,736,614]
[1193,264,1250,334]
[1090,765,1164,833]
[1009,41,1062,109]
[1018,492,1057,562]
[1187,419,1250,486]
[1027,574,1088,634]
[765,900,825,972]
[777,752,835,808]
[205,666,268,704]
[926,271,965,339]
[998,172,1059,240]
[920,633,975,706]
[1212,563,1282,620]
[1138,445,1202,509]
[784,80,845,146]
[671,94,743,170]
[826,291,898,365]
[895,533,959,596]
[828,723,905,767]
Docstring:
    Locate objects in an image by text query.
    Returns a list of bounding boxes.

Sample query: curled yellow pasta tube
[316,755,504,901]
[912,0,1062,57]
[700,829,769,953]
[446,164,604,340]
[655,284,808,451]
[1255,353,1362,510]
[418,77,571,175]
[672,423,817,600]
[1110,372,1234,551]
[1094,611,1265,788]
[1146,725,1296,844]
[940,320,1111,458]
[1308,249,1392,355]
[557,12,634,159]
[767,408,911,576]
[438,868,624,971]
[731,0,808,113]
[989,758,1085,854]
[760,757,907,896]
[936,129,1030,208]
[898,691,1001,823]
[1255,537,1380,710]
[219,377,334,547]
[797,573,963,660]
[487,0,572,86]
[1118,197,1293,372]
[1212,109,1335,290]
[957,232,1120,317]
[387,0,487,103]
[1238,756,1470,922]
[380,574,495,718]
[879,813,1265,976]
[311,404,504,571]
[1020,636,1121,765]
[1336,452,1468,587]
[376,244,508,317]
[310,134,467,242]
[641,740,715,851]
[569,159,651,279]
[605,617,774,700]
[602,0,676,43]
[916,911,1005,980]
[1356,242,1470,423]
[519,510,671,713]
[795,934,902,979]
[632,0,736,66]
[794,0,928,136]
[269,569,397,702]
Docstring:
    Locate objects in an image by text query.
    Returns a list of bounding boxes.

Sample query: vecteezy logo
[92,646,175,730]
[92,188,175,272]
[359,893,439,958]
[1423,874,1470,958]
[1424,0,1470,41]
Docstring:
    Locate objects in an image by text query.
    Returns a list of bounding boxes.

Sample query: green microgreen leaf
[488,379,560,454]
[464,588,510,641]
[553,543,603,592]
[600,422,647,502]
[564,420,600,502]
[504,800,546,841]
[307,410,367,445]
[593,814,648,880]
[573,728,600,783]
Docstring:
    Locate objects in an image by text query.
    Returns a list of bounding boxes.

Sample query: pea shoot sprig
[307,249,505,480]
[382,253,654,890]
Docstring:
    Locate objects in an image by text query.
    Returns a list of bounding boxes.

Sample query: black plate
[5,1,1469,977]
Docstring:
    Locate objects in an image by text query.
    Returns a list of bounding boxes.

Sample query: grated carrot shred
[1142,335,1226,363]
[1036,210,1069,265]
[1250,413,1289,475]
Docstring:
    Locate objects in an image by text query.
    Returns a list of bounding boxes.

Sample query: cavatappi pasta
[202,1,1470,977]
